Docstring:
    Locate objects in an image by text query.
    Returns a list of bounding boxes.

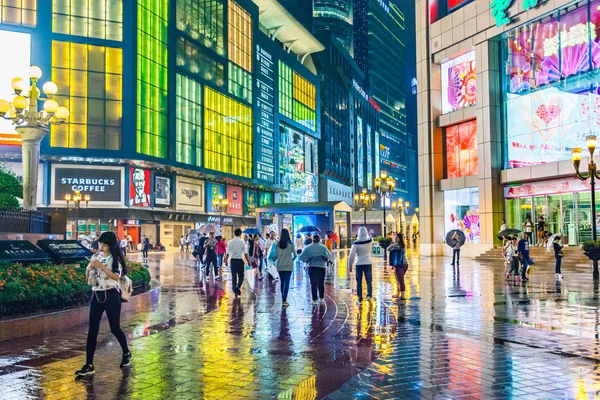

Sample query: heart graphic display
[536,104,561,125]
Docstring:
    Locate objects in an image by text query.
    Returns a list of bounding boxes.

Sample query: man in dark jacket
[517,232,530,281]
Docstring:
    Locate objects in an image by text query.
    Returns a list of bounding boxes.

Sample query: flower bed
[0,260,151,318]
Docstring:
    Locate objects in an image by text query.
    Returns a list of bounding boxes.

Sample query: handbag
[120,275,133,302]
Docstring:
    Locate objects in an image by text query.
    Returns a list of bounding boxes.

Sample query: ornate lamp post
[354,188,376,227]
[65,190,90,239]
[212,194,229,227]
[0,66,69,210]
[572,135,600,279]
[374,171,395,261]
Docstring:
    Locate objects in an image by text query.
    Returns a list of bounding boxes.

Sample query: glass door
[533,196,547,245]
[577,192,592,243]
[519,197,533,241]
[547,195,561,236]
[562,193,576,245]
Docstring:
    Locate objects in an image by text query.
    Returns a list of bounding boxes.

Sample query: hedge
[0,259,151,317]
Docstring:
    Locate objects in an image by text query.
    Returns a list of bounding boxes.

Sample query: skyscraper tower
[313,0,354,54]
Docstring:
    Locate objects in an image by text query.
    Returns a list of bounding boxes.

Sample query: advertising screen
[293,215,316,235]
[129,168,151,207]
[0,30,30,146]
[53,165,123,204]
[366,124,373,189]
[244,189,257,216]
[154,175,171,207]
[445,120,478,178]
[357,116,364,187]
[441,51,476,114]
[206,182,225,212]
[227,185,243,215]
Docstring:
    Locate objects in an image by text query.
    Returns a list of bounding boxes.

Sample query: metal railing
[0,209,51,234]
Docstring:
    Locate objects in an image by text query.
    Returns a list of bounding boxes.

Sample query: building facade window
[444,187,480,244]
[228,62,251,102]
[137,0,168,158]
[228,0,251,72]
[204,87,252,178]
[441,50,476,114]
[445,120,477,178]
[176,0,224,55]
[279,61,293,118]
[278,61,317,131]
[51,41,122,150]
[52,0,123,41]
[0,0,36,27]
[176,37,225,87]
[176,74,202,167]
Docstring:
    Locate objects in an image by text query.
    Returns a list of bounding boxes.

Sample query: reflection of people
[130,169,150,206]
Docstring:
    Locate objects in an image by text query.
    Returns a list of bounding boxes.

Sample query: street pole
[363,208,367,227]
[75,206,79,239]
[592,172,598,279]
[17,126,47,210]
[382,200,387,238]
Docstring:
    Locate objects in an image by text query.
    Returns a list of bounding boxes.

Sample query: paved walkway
[1,249,600,399]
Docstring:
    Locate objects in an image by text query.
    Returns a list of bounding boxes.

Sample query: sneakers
[75,364,95,376]
[505,272,510,280]
[320,298,325,304]
[312,300,318,305]
[366,296,372,301]
[120,352,132,368]
[215,276,221,281]
[282,301,289,307]
[234,287,241,296]
[515,276,521,282]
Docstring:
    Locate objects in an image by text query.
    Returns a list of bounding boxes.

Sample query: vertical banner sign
[256,44,275,182]
[357,116,364,187]
[375,130,380,179]
[206,182,225,212]
[244,189,257,216]
[367,124,373,189]
[129,168,151,207]
[227,185,243,215]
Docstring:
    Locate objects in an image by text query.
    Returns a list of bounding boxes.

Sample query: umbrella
[546,233,561,252]
[78,235,91,242]
[199,224,219,233]
[298,225,321,233]
[497,228,521,240]
[243,228,261,235]
[445,230,465,247]
[326,230,335,234]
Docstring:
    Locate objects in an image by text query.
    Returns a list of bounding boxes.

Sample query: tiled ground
[2,248,600,399]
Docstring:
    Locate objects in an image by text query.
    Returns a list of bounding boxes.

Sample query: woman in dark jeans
[388,233,408,299]
[269,228,296,306]
[299,234,331,305]
[76,231,131,376]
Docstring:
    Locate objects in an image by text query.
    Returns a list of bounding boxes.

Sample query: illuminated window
[52,0,123,41]
[176,37,225,87]
[228,0,251,72]
[228,62,251,102]
[51,41,122,150]
[176,74,202,167]
[176,0,224,55]
[137,0,168,158]
[0,0,36,27]
[204,87,252,178]
[279,61,316,131]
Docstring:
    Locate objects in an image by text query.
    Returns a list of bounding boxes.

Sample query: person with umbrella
[204,231,220,280]
[450,231,462,268]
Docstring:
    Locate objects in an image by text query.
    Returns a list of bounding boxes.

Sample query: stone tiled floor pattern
[2,249,600,399]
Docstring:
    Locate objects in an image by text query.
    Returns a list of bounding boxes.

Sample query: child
[505,236,520,280]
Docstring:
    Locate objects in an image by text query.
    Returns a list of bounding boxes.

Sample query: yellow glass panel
[52,41,69,68]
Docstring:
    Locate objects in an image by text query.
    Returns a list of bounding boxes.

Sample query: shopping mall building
[417,0,600,256]
[0,0,324,248]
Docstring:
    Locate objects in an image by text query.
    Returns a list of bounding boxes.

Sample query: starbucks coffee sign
[52,164,124,205]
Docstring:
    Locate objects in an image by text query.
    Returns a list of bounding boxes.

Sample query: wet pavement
[2,248,600,399]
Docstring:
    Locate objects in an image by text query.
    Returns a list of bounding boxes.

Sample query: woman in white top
[348,227,374,302]
[76,231,131,376]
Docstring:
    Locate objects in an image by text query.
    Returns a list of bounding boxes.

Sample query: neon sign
[352,79,381,112]
[490,0,544,26]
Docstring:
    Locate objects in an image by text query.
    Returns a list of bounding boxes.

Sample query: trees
[0,165,23,209]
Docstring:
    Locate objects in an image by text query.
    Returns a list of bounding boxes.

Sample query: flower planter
[584,248,600,261]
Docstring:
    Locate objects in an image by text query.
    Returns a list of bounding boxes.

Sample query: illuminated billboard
[0,30,30,146]
[445,120,478,178]
[357,116,364,187]
[441,51,476,114]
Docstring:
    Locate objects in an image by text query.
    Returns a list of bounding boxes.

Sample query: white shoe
[559,274,563,280]
[555,273,559,280]
[312,300,318,305]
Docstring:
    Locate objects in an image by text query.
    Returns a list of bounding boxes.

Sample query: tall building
[0,0,321,248]
[354,0,418,210]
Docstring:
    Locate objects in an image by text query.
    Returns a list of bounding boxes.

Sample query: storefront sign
[319,178,353,203]
[206,183,226,212]
[175,176,205,213]
[245,189,257,216]
[352,79,380,112]
[227,185,243,215]
[255,44,276,182]
[0,241,50,262]
[155,175,171,207]
[259,191,273,206]
[367,124,373,188]
[208,216,234,224]
[505,177,592,198]
[37,240,93,262]
[374,131,380,178]
[129,168,151,207]
[490,0,544,26]
[52,165,124,205]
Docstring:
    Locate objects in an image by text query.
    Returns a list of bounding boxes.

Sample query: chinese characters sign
[490,0,542,26]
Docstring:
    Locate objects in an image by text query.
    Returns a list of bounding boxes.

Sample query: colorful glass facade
[51,41,123,149]
[204,87,252,178]
[0,0,36,27]
[228,62,252,102]
[176,74,203,167]
[228,0,251,72]
[52,0,123,41]
[176,0,224,55]
[176,37,225,87]
[137,0,168,158]
[278,61,317,131]
[279,61,293,118]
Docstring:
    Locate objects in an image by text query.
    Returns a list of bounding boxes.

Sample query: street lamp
[0,66,69,210]
[212,194,229,227]
[391,199,408,234]
[354,188,376,227]
[65,190,90,239]
[572,135,600,279]
[374,171,395,261]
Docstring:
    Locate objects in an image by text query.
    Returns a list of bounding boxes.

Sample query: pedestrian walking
[523,217,533,245]
[517,232,530,282]
[388,233,408,299]
[247,235,264,280]
[180,235,185,253]
[412,231,417,248]
[204,232,220,280]
[76,232,131,376]
[269,228,296,306]
[505,236,520,280]
[295,233,303,254]
[127,233,133,252]
[224,228,251,298]
[553,235,563,281]
[299,234,331,305]
[264,231,275,272]
[120,236,128,258]
[197,233,207,270]
[348,227,373,302]
[450,232,461,267]
[537,216,546,247]
[216,235,226,269]
[185,234,191,253]
[500,219,507,233]
[142,236,150,261]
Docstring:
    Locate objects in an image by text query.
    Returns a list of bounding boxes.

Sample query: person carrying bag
[388,233,409,299]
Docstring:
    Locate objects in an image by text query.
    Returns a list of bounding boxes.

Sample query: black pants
[142,248,149,258]
[230,259,245,290]
[356,265,373,300]
[279,271,292,301]
[205,252,218,275]
[121,247,127,257]
[308,267,326,301]
[508,257,519,276]
[86,289,129,365]
[452,249,460,266]
[555,257,562,274]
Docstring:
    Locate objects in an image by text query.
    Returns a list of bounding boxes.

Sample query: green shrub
[581,241,600,252]
[0,165,22,209]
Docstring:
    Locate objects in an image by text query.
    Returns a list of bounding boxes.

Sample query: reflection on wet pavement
[3,249,600,399]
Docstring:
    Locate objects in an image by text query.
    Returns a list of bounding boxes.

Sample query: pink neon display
[445,120,478,178]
